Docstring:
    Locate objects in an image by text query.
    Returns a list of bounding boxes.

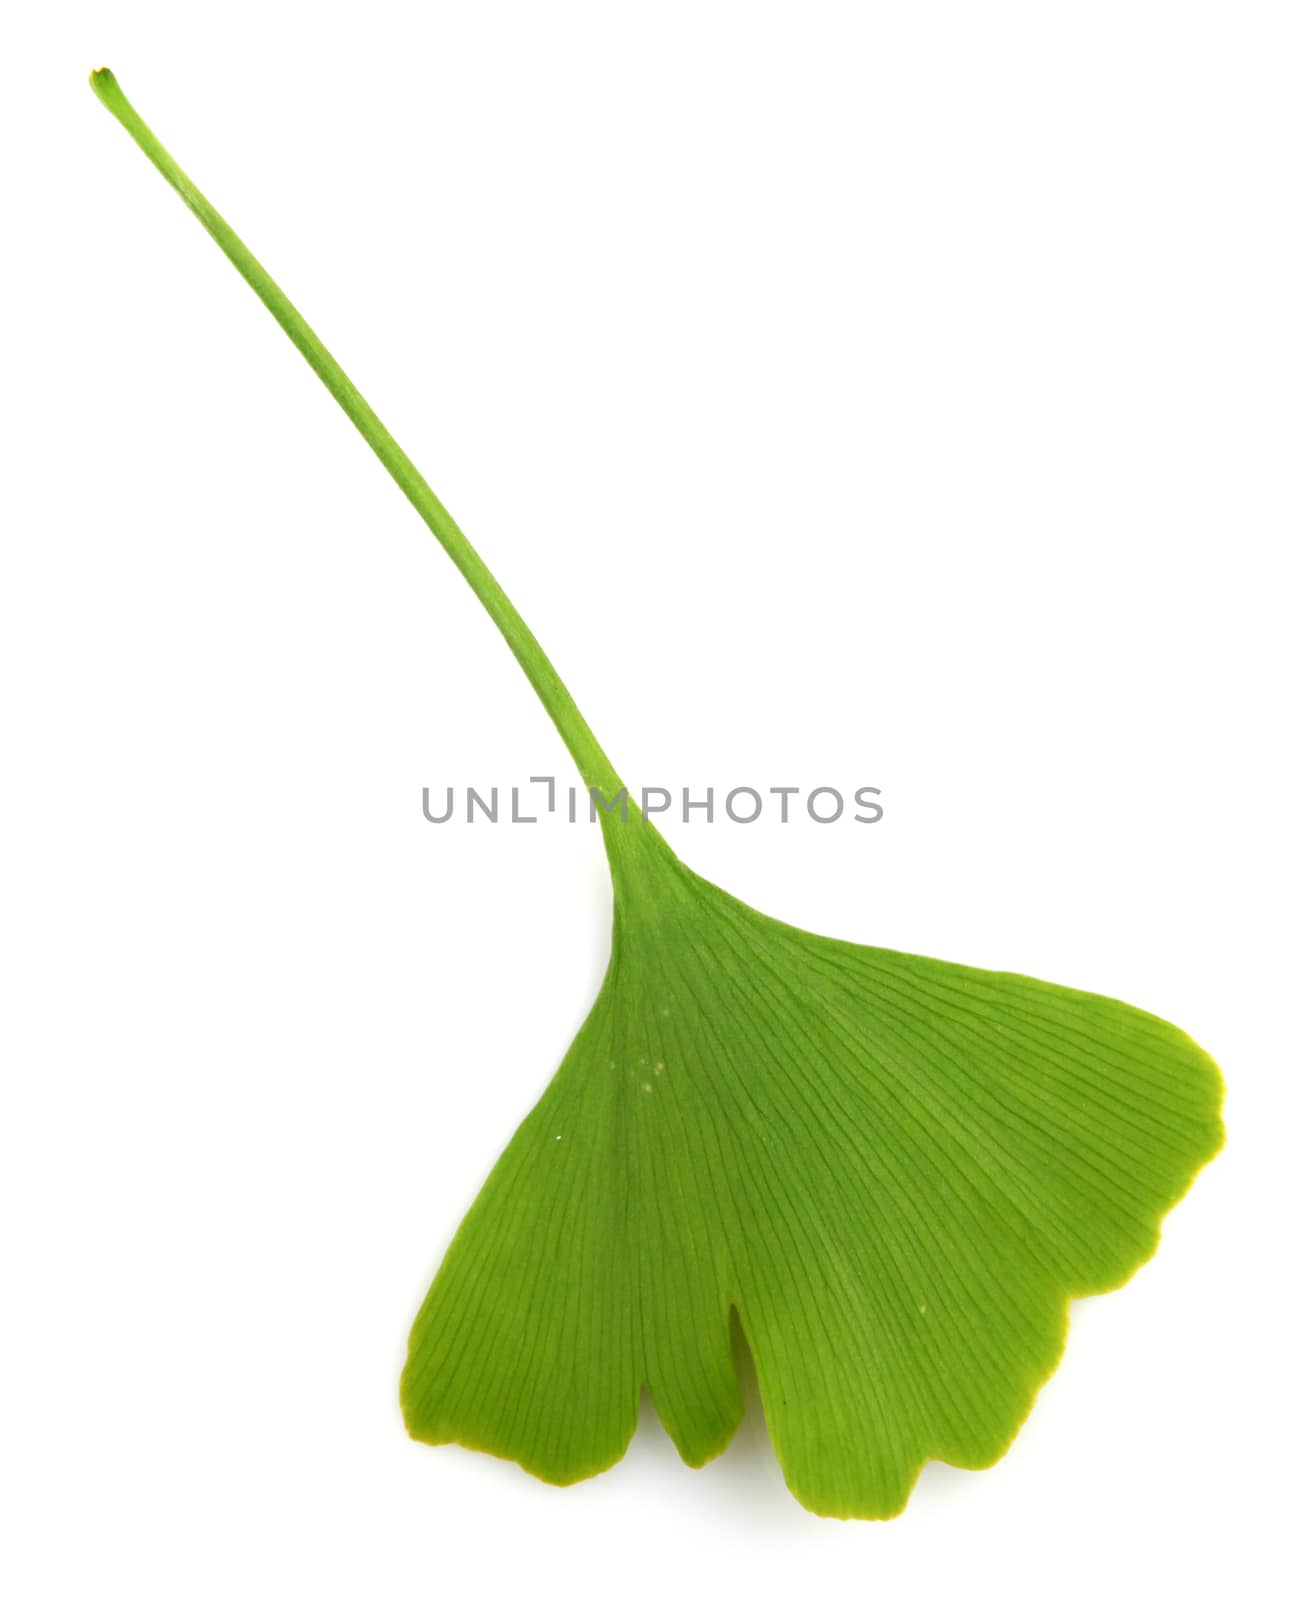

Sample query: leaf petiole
[90,68,628,809]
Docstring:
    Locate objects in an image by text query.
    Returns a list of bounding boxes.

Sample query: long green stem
[90,68,626,802]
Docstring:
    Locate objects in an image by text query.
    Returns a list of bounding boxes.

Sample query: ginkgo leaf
[401,844,1221,1516]
[92,69,1225,1520]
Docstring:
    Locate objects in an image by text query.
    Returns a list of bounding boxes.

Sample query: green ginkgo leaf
[92,69,1224,1520]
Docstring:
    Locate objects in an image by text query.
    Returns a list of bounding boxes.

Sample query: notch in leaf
[91,68,1224,1519]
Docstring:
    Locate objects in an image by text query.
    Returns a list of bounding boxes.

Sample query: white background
[3,4,1293,1595]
